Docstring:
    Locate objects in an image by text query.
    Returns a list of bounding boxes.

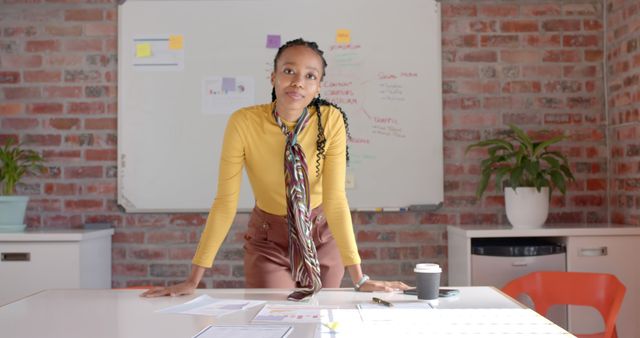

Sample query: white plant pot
[504,187,549,228]
[0,195,29,232]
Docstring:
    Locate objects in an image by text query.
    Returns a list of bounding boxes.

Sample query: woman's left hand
[357,279,410,292]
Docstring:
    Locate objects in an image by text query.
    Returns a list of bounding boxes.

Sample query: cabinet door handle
[1,252,31,261]
[512,261,528,267]
[579,247,608,257]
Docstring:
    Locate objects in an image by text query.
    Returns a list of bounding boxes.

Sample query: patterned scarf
[273,106,322,301]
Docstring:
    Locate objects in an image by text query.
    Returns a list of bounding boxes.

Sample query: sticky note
[168,34,183,50]
[222,77,236,92]
[336,29,351,44]
[266,34,281,49]
[135,43,152,57]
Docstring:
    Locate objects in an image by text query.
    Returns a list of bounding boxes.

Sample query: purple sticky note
[266,34,281,49]
[222,77,236,92]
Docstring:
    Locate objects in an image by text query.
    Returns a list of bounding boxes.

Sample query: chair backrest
[502,271,626,338]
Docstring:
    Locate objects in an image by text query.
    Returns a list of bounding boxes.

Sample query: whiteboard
[117,0,443,212]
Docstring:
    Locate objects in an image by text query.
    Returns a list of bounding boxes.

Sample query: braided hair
[271,38,351,176]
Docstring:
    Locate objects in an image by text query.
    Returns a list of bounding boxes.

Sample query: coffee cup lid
[414,263,441,273]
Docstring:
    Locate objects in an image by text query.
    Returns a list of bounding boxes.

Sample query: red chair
[502,271,626,338]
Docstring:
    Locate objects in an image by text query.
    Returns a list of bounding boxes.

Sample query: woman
[142,38,409,300]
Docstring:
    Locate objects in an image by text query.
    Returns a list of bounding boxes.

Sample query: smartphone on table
[403,288,460,297]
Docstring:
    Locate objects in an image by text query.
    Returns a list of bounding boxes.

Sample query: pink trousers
[243,206,344,288]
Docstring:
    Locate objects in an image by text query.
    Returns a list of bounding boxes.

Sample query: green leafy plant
[465,124,575,199]
[0,140,45,195]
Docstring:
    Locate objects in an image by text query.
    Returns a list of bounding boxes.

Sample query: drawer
[0,242,81,305]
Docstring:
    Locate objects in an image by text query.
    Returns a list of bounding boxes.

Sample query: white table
[0,287,569,338]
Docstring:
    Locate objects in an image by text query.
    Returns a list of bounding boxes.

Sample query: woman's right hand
[140,280,197,298]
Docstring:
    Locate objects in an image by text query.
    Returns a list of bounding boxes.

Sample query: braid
[272,38,351,176]
[309,96,351,177]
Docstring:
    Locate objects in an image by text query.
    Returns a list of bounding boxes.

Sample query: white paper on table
[252,304,339,323]
[318,308,572,337]
[157,294,265,317]
[193,325,293,338]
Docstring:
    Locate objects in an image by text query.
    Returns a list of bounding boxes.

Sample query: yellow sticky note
[136,43,152,57]
[169,34,183,50]
[336,29,351,44]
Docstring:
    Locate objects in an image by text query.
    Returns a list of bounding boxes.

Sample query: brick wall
[0,0,621,288]
[606,0,640,226]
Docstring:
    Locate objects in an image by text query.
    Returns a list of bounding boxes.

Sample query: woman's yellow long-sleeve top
[191,102,361,268]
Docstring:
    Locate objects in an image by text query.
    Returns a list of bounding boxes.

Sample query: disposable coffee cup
[414,263,441,300]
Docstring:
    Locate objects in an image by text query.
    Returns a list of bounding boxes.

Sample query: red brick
[571,195,604,207]
[587,179,607,191]
[544,113,582,125]
[521,4,561,16]
[543,50,581,62]
[67,101,105,114]
[3,87,41,100]
[63,39,103,52]
[585,50,603,62]
[85,117,115,130]
[112,263,147,276]
[458,80,499,94]
[457,112,497,126]
[480,35,519,47]
[105,8,117,21]
[28,198,62,213]
[442,4,477,17]
[168,247,197,260]
[0,103,24,115]
[563,3,599,16]
[356,230,396,242]
[468,20,497,33]
[419,213,456,224]
[524,34,562,47]
[375,213,417,225]
[443,66,477,79]
[82,182,116,195]
[43,86,83,98]
[130,248,166,260]
[44,25,82,36]
[502,81,541,93]
[147,232,188,244]
[398,230,437,243]
[442,35,477,48]
[64,70,101,83]
[1,118,39,130]
[379,247,420,260]
[501,50,543,63]
[478,4,518,17]
[362,263,399,276]
[64,9,103,21]
[23,134,61,146]
[0,54,42,69]
[42,150,80,162]
[0,71,20,84]
[85,149,116,161]
[44,183,78,195]
[84,22,116,36]
[460,213,499,224]
[47,54,84,67]
[584,19,603,31]
[64,166,103,179]
[43,214,83,227]
[503,113,540,125]
[64,199,103,211]
[25,40,60,52]
[459,50,497,62]
[3,26,38,38]
[563,35,600,47]
[170,214,206,227]
[542,19,581,32]
[500,20,539,32]
[563,65,597,78]
[24,70,62,83]
[27,103,63,115]
[47,118,80,130]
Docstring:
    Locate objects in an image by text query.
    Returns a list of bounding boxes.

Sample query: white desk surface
[0,287,555,338]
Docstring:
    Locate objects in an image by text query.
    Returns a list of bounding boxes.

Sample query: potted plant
[0,139,45,231]
[465,124,575,228]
